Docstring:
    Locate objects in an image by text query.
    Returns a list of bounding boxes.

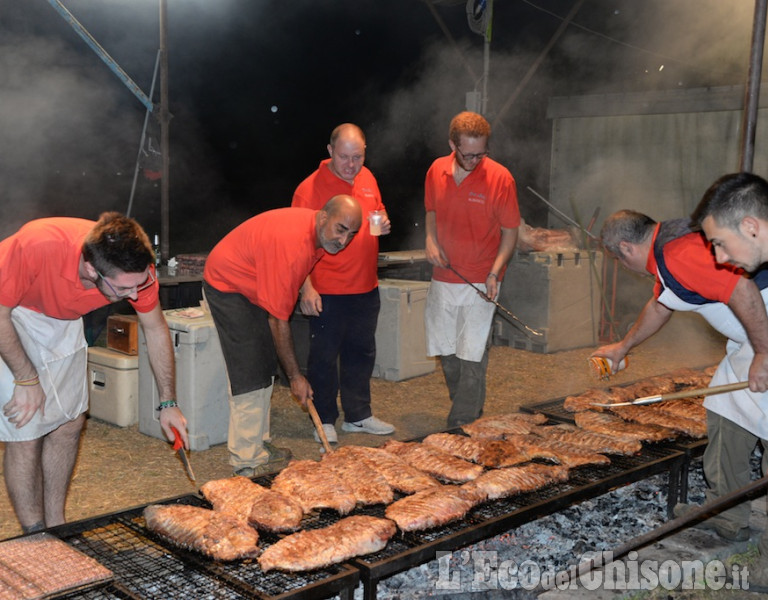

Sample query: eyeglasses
[456,148,489,162]
[97,268,155,298]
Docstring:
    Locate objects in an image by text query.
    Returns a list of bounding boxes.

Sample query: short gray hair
[600,210,657,258]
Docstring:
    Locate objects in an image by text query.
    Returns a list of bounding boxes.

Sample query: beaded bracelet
[156,399,178,411]
[487,272,498,280]
[13,376,40,387]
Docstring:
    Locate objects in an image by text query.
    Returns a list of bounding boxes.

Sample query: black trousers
[307,288,380,424]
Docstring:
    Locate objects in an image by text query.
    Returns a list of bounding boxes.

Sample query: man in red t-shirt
[203,196,362,476]
[292,124,394,447]
[424,111,520,428]
[0,213,188,534]
[594,208,768,550]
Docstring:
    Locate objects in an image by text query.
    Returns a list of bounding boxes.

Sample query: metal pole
[159,0,170,263]
[740,0,768,173]
[481,0,492,115]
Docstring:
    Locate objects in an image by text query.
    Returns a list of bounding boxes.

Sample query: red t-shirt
[203,208,325,320]
[0,218,158,320]
[292,159,383,294]
[647,225,741,302]
[425,154,521,283]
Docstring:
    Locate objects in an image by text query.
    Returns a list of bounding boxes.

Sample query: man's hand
[299,287,322,316]
[748,352,768,393]
[590,343,629,375]
[3,383,46,428]
[289,374,313,407]
[159,406,189,449]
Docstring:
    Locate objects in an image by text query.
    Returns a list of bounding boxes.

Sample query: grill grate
[54,497,358,600]
[348,443,684,593]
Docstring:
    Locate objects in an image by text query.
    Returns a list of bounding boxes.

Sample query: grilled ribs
[200,476,303,532]
[382,440,484,483]
[258,516,396,572]
[385,486,484,531]
[321,447,395,505]
[143,504,260,561]
[463,463,570,500]
[271,460,357,515]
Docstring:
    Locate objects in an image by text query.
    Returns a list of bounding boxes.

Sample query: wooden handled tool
[591,381,749,407]
[307,398,333,454]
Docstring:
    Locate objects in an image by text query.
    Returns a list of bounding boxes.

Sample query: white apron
[425,281,496,362]
[657,273,768,439]
[0,307,88,442]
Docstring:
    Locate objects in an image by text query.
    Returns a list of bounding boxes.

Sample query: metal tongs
[445,263,543,339]
[591,381,749,407]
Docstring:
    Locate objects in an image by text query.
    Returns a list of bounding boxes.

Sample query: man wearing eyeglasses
[0,212,188,535]
[424,111,520,428]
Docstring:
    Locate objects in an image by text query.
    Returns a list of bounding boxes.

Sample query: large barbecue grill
[7,373,710,600]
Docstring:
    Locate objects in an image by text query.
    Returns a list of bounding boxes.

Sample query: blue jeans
[307,288,380,424]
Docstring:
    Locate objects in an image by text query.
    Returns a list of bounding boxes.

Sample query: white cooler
[87,346,139,427]
[373,279,436,381]
[138,309,229,451]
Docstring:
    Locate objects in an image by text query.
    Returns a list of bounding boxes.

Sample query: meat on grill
[143,504,260,561]
[321,448,394,505]
[257,516,396,572]
[461,413,548,439]
[575,410,676,442]
[384,485,484,531]
[339,446,441,494]
[563,388,613,412]
[200,476,303,532]
[504,434,611,468]
[475,440,532,468]
[271,460,357,515]
[655,398,707,422]
[463,463,570,500]
[609,405,707,438]
[382,440,484,483]
[531,423,642,455]
[422,432,486,463]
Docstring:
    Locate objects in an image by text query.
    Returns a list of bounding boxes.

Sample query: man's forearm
[728,277,768,354]
[0,305,37,380]
[268,315,301,380]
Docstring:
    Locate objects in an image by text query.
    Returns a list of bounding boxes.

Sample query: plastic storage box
[373,279,436,381]
[493,250,603,353]
[87,346,139,427]
[138,309,229,451]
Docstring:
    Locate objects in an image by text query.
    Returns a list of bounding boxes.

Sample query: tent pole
[159,0,170,263]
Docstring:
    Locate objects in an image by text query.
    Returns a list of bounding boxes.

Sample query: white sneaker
[313,423,338,444]
[341,416,395,435]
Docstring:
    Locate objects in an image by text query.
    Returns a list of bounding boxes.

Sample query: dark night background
[0,0,758,254]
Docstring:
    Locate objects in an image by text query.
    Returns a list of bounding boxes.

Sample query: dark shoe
[264,442,292,469]
[673,502,751,541]
[233,466,255,478]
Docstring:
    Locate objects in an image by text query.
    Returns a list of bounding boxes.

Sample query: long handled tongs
[591,381,749,407]
[445,263,543,339]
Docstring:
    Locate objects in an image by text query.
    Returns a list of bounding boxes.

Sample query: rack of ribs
[463,463,570,500]
[321,447,395,505]
[384,486,484,531]
[200,476,304,532]
[382,440,484,483]
[271,460,357,515]
[258,516,396,572]
[609,405,706,438]
[531,423,642,455]
[339,446,442,494]
[143,504,260,561]
[575,410,676,442]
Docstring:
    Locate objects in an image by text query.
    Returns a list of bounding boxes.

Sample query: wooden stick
[307,398,333,454]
